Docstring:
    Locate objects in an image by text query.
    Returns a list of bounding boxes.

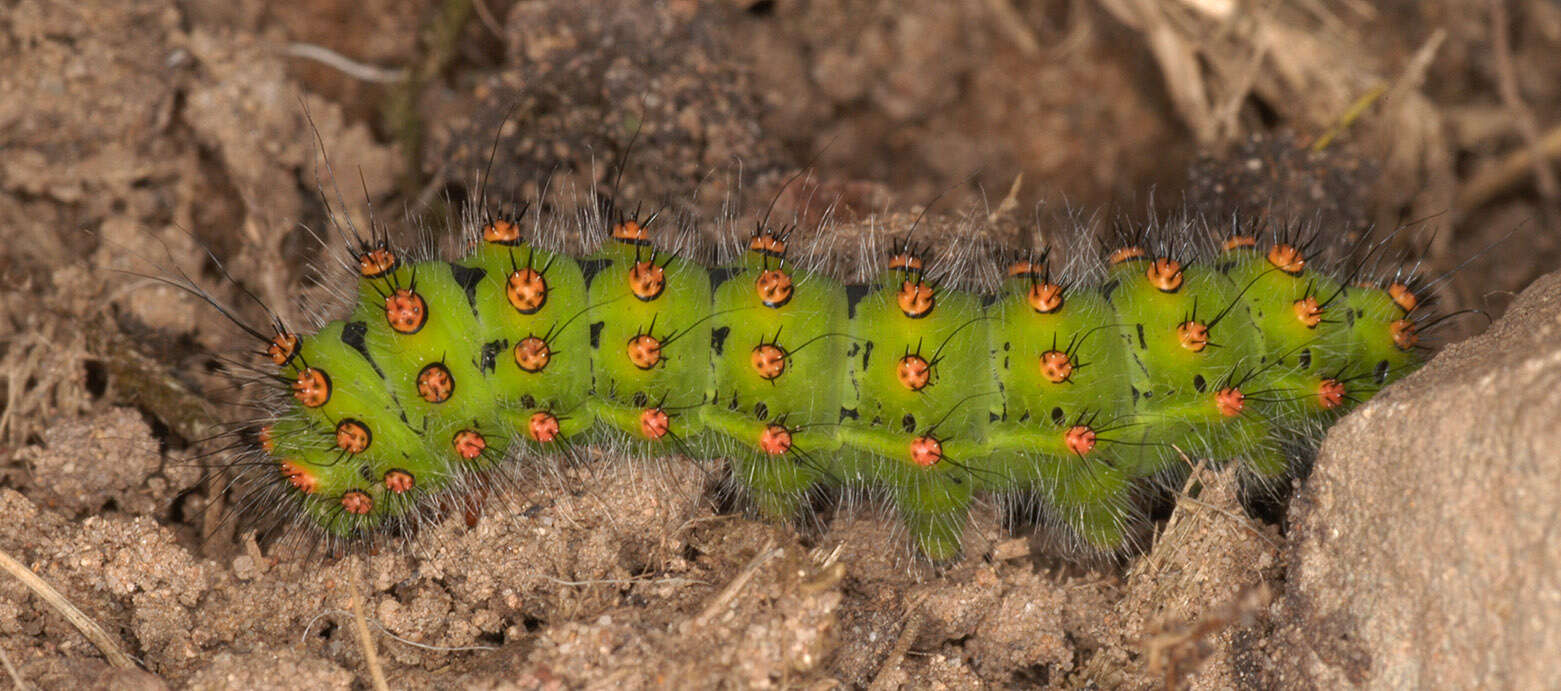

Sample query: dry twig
[0,548,135,669]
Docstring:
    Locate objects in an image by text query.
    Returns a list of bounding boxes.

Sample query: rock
[1279,268,1561,687]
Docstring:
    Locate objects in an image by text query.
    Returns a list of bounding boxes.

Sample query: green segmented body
[260,217,1425,558]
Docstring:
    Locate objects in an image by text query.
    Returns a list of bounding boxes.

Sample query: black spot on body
[707,266,739,289]
[839,407,859,421]
[1135,324,1147,350]
[901,414,916,433]
[1193,374,1207,392]
[845,284,871,317]
[1298,349,1312,368]
[1050,407,1064,424]
[590,322,604,348]
[1374,360,1390,383]
[754,402,769,420]
[711,326,730,355]
[579,258,610,285]
[480,340,502,373]
[339,321,385,377]
[449,263,486,310]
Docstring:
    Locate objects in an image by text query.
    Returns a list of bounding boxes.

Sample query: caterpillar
[198,165,1429,563]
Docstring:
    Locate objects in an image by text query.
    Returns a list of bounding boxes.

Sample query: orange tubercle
[1292,297,1323,328]
[754,269,794,308]
[452,429,487,460]
[1027,282,1064,314]
[639,408,670,440]
[909,436,943,467]
[506,268,549,314]
[1146,257,1183,292]
[897,280,936,318]
[758,424,793,456]
[626,334,663,370]
[340,490,374,515]
[1038,350,1073,384]
[1064,425,1096,455]
[751,343,787,381]
[384,289,428,334]
[1215,388,1245,417]
[897,354,932,391]
[280,460,317,494]
[1390,319,1418,350]
[266,333,299,366]
[383,469,415,493]
[1266,244,1305,274]
[514,336,552,373]
[1177,322,1210,352]
[292,368,331,408]
[528,411,561,442]
[1317,379,1346,410]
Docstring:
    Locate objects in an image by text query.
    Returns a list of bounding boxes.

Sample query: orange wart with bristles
[1222,235,1258,251]
[1391,319,1418,350]
[340,490,374,515]
[280,460,317,494]
[758,424,793,455]
[627,261,667,301]
[611,219,652,244]
[1108,246,1146,264]
[755,269,794,308]
[897,354,932,391]
[1038,350,1075,383]
[1292,296,1324,328]
[385,289,428,334]
[513,336,552,373]
[1317,379,1347,410]
[1266,244,1306,274]
[416,363,455,403]
[335,419,371,454]
[358,246,398,278]
[749,231,788,257]
[267,333,300,366]
[888,253,924,273]
[1176,321,1211,352]
[626,333,664,370]
[506,268,548,314]
[1146,257,1184,292]
[639,408,670,440]
[897,280,936,319]
[483,218,522,245]
[1388,282,1418,313]
[1027,282,1064,313]
[909,435,943,467]
[1215,388,1245,417]
[383,469,415,494]
[751,343,787,381]
[292,368,331,408]
[527,411,561,443]
[452,429,487,460]
[1065,425,1097,455]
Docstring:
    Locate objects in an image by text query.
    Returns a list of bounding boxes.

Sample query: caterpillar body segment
[250,210,1430,557]
[706,230,849,520]
[587,220,713,446]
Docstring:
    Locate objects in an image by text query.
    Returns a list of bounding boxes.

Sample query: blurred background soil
[1,0,1558,687]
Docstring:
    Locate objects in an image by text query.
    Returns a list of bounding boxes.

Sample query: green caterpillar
[253,206,1424,560]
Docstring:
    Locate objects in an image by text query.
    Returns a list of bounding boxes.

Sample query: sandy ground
[2,0,1559,688]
